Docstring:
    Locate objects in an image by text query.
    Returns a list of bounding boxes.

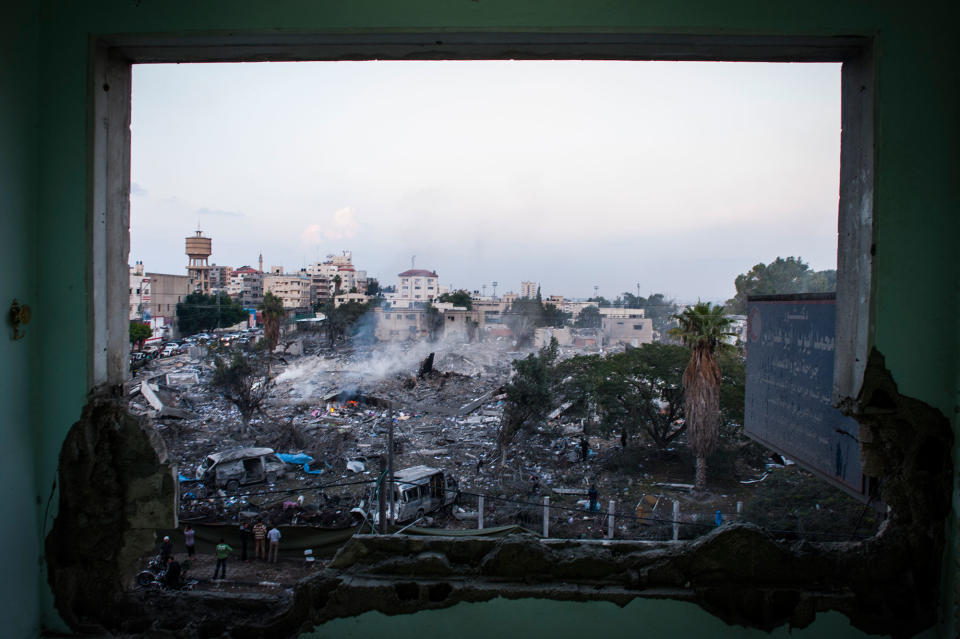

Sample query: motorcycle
[136,554,196,590]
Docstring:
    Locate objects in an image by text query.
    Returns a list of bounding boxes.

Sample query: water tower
[185,230,212,294]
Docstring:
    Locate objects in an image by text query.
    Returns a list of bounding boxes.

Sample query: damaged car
[195,447,286,494]
[370,465,459,524]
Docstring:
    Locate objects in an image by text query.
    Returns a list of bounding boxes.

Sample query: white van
[376,465,459,524]
[195,447,286,493]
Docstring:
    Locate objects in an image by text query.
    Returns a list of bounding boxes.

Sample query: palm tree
[259,291,285,352]
[332,274,342,298]
[670,301,735,493]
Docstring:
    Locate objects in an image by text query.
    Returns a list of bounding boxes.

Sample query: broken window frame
[89,34,873,402]
[83,30,876,628]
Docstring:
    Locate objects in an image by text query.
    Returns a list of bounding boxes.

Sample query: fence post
[672,500,680,541]
[608,500,615,539]
[543,496,550,538]
[478,495,484,530]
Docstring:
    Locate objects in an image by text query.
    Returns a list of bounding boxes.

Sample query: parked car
[195,447,285,494]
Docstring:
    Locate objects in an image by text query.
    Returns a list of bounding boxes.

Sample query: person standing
[252,520,266,560]
[267,524,282,564]
[238,522,249,562]
[212,538,232,580]
[159,535,173,565]
[183,525,195,558]
[588,485,599,513]
[164,556,181,590]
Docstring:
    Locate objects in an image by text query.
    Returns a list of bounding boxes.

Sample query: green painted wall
[0,1,955,637]
[0,4,40,639]
[312,599,899,639]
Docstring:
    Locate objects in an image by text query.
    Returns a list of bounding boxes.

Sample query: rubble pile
[128,330,865,551]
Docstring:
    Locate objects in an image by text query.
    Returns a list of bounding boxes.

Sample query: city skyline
[130,60,841,303]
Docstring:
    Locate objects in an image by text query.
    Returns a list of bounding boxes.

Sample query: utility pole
[378,449,387,534]
[637,282,641,302]
[594,285,599,300]
[492,281,498,299]
[387,412,395,528]
[482,284,486,297]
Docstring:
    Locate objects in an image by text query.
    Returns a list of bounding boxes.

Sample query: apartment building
[263,273,312,311]
[395,268,439,305]
[228,266,264,309]
[208,264,232,293]
[129,262,150,320]
[305,251,368,302]
[520,280,538,298]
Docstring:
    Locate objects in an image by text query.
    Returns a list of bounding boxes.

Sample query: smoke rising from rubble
[274,317,518,400]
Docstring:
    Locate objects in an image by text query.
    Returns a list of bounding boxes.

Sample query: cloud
[197,206,245,218]
[301,206,359,244]
[130,182,148,197]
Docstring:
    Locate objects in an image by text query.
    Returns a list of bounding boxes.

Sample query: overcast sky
[130,60,840,303]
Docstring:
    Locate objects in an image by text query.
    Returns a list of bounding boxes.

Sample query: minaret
[259,253,263,273]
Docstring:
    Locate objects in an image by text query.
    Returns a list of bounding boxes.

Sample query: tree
[574,305,601,328]
[643,293,679,340]
[318,299,374,347]
[588,296,612,307]
[556,344,689,450]
[542,303,570,327]
[593,344,689,449]
[438,289,473,310]
[670,302,735,493]
[499,338,558,466]
[504,298,570,347]
[129,321,151,349]
[259,291,284,353]
[176,291,249,336]
[365,278,381,297]
[212,351,266,434]
[332,274,342,298]
[718,348,746,432]
[725,256,837,314]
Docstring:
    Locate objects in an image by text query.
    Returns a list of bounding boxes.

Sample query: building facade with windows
[228,266,264,309]
[263,273,312,311]
[395,268,439,305]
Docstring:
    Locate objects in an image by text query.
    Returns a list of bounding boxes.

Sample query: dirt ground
[140,551,324,594]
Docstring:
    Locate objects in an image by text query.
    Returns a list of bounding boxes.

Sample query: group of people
[235,519,283,565]
[159,520,283,583]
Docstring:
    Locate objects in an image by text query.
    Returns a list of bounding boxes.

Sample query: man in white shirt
[267,525,281,563]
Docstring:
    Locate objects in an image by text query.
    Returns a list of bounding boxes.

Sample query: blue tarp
[277,452,325,475]
[276,453,313,465]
